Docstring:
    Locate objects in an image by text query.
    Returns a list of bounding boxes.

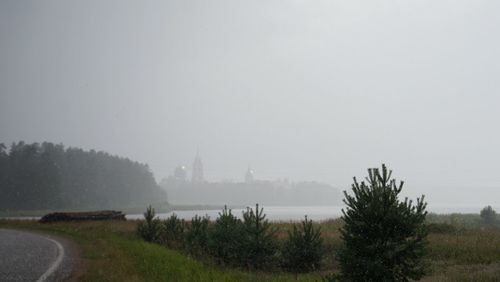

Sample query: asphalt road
[0,229,76,282]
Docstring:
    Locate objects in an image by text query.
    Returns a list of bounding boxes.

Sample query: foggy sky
[2,1,500,206]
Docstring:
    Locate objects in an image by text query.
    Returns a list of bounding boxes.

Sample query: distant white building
[245,167,254,183]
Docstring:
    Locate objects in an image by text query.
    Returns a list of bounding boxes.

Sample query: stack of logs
[40,210,126,223]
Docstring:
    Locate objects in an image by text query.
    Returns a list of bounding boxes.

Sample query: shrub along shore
[138,204,324,275]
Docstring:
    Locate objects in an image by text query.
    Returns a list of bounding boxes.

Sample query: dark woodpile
[39,210,126,223]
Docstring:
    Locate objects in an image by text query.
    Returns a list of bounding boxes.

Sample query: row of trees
[138,204,324,273]
[0,141,166,210]
[139,165,430,281]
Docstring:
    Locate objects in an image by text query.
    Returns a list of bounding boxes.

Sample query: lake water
[126,206,344,222]
[3,205,497,221]
[126,204,499,222]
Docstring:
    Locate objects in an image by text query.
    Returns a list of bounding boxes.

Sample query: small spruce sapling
[137,205,163,243]
[241,204,278,270]
[185,214,210,255]
[163,213,185,248]
[209,206,244,266]
[283,215,323,273]
[338,164,428,282]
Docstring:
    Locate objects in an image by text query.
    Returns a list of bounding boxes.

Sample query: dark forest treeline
[0,141,166,210]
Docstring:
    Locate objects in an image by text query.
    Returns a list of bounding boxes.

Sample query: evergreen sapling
[282,215,324,273]
[338,164,428,282]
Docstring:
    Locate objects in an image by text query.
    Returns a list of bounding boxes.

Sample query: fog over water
[2,1,500,207]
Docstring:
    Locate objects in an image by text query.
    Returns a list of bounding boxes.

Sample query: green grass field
[2,215,500,281]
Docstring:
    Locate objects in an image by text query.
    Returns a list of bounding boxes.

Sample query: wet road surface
[0,229,76,282]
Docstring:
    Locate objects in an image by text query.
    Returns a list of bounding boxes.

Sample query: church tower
[191,151,204,183]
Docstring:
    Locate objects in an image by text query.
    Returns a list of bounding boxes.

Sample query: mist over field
[2,1,500,208]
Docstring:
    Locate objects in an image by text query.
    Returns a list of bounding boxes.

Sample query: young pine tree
[338,164,428,282]
[241,204,278,270]
[282,215,324,273]
[209,206,244,266]
[185,214,210,255]
[163,213,185,248]
[137,205,163,243]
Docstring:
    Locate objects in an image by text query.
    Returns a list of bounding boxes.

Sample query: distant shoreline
[3,204,499,220]
[0,204,233,218]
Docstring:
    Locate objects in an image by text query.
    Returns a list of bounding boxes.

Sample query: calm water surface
[126,205,499,221]
[4,205,498,221]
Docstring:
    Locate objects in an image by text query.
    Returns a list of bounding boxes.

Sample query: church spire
[191,150,204,183]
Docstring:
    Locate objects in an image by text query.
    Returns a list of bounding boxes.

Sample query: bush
[282,215,323,273]
[163,213,185,248]
[338,164,428,281]
[185,214,210,255]
[209,206,244,266]
[240,204,278,270]
[137,205,163,243]
[480,205,497,225]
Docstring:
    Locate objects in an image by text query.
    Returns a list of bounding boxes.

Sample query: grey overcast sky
[1,0,500,205]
